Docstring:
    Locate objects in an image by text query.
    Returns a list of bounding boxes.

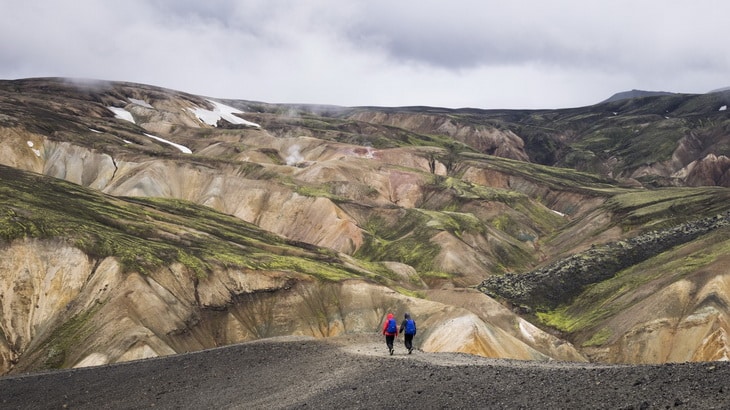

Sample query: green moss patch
[355,210,443,273]
[605,187,730,229]
[38,304,101,369]
[0,165,375,282]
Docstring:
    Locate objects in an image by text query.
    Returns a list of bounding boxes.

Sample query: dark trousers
[404,333,414,350]
[385,334,395,351]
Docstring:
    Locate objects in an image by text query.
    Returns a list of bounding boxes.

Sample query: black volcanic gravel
[1,335,728,409]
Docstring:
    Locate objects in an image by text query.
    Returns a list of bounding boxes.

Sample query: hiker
[382,313,398,355]
[399,312,417,354]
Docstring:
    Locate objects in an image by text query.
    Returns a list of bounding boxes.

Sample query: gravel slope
[1,334,728,409]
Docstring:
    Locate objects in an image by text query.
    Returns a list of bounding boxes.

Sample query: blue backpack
[405,319,416,334]
[386,318,397,333]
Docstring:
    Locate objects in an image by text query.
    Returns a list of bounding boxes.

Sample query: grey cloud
[343,2,598,69]
[343,0,730,75]
[0,0,729,109]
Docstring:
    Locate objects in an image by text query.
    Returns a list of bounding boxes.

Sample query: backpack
[386,318,397,333]
[405,319,416,334]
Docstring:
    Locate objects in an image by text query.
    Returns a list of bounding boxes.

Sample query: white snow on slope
[129,98,154,109]
[108,106,135,123]
[189,100,260,127]
[144,133,192,154]
[551,209,566,217]
[27,141,41,157]
[720,105,727,111]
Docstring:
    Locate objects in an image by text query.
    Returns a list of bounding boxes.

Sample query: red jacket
[382,313,398,336]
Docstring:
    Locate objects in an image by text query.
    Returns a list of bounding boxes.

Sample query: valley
[1,78,729,377]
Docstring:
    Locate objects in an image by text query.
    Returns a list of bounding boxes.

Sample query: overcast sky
[1,1,728,109]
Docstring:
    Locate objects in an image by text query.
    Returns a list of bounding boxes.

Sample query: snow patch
[129,98,153,109]
[188,100,260,127]
[720,105,727,111]
[143,133,192,154]
[89,128,102,133]
[108,106,135,123]
[26,141,41,157]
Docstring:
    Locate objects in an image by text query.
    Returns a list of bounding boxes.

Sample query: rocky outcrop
[478,211,730,309]
[680,154,730,187]
[0,240,95,373]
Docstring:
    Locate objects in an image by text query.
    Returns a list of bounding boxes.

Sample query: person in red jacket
[382,312,398,355]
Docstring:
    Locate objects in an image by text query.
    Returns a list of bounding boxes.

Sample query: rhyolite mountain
[1,77,729,375]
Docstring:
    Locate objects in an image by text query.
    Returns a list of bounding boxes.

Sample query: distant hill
[709,86,730,93]
[600,89,676,103]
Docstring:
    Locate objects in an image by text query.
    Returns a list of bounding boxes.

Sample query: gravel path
[1,334,728,409]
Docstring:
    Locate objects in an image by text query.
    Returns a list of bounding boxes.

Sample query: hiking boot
[389,348,394,355]
[408,348,413,354]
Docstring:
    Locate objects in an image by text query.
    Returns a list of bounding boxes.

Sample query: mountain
[600,89,676,103]
[1,77,730,377]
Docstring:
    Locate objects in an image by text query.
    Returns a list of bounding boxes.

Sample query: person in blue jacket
[399,312,417,354]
